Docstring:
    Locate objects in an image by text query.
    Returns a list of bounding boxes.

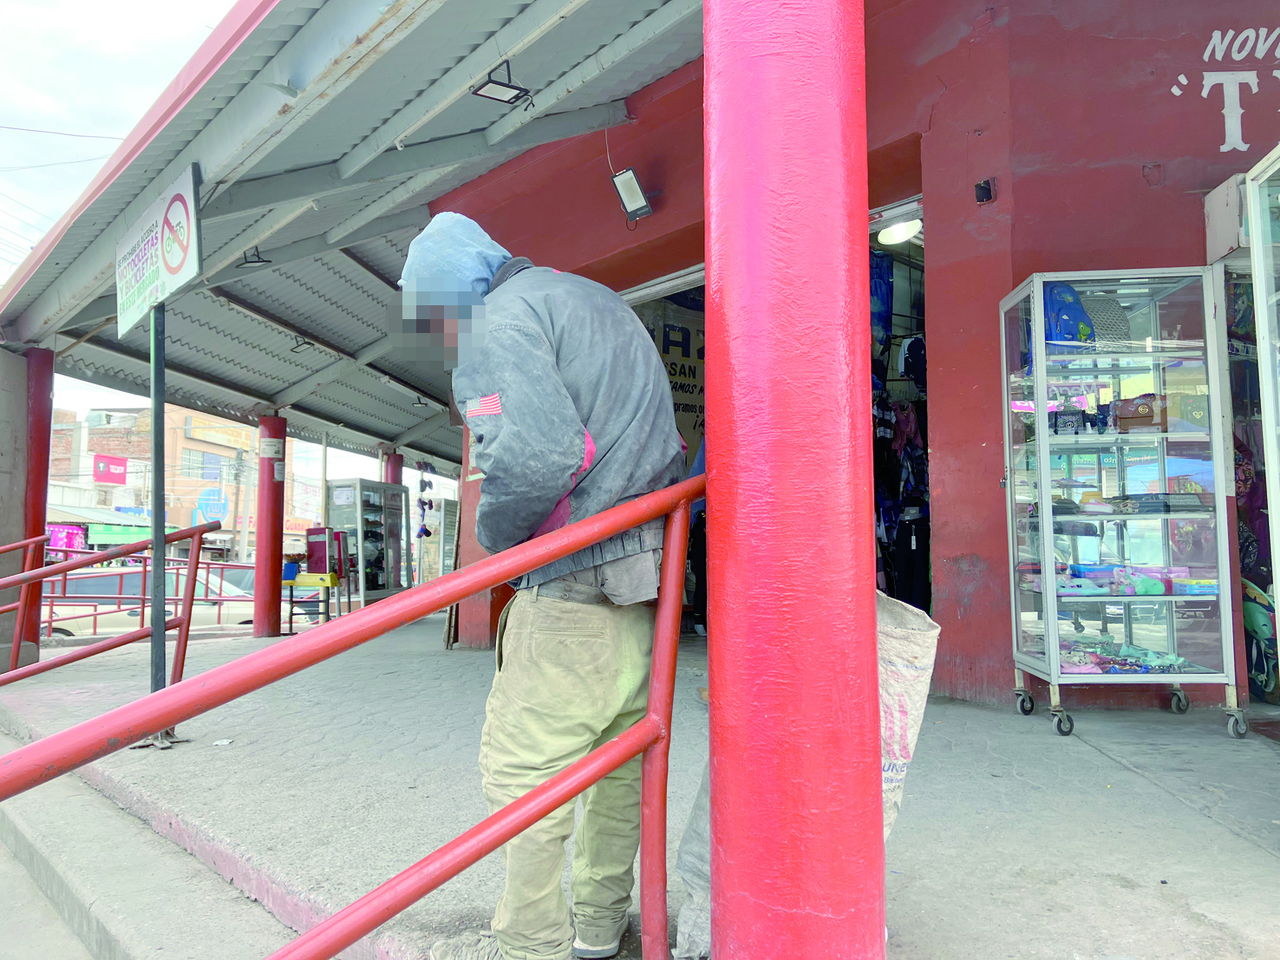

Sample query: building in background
[48,404,322,559]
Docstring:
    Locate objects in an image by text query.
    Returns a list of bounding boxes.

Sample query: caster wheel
[1016,692,1035,715]
[1170,691,1189,715]
[1073,621,1085,634]
[1053,713,1074,737]
[1228,715,1248,739]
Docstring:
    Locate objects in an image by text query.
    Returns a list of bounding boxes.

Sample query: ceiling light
[472,61,530,104]
[877,219,923,245]
[611,168,652,221]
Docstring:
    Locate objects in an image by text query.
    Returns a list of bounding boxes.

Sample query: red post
[253,416,286,637]
[19,348,54,662]
[171,530,205,685]
[382,452,403,485]
[704,1,882,957]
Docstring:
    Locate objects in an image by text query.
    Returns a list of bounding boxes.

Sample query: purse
[1115,394,1165,433]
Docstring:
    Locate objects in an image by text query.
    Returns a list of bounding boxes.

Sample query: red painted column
[253,416,286,637]
[704,1,882,957]
[383,452,403,486]
[19,348,54,657]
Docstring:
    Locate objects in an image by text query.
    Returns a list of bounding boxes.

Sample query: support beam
[202,103,628,224]
[198,200,316,278]
[253,415,286,637]
[338,250,399,291]
[202,207,429,289]
[705,0,881,957]
[18,349,53,662]
[485,0,699,145]
[267,336,395,409]
[337,0,596,180]
[392,410,450,446]
[54,334,461,465]
[205,0,452,201]
[325,171,445,244]
[209,289,446,409]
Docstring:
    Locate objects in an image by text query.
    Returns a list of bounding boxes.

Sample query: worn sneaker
[572,934,621,959]
[430,931,504,960]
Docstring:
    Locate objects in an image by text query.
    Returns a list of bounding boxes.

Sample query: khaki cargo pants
[480,588,654,960]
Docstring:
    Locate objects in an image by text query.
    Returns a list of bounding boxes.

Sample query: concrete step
[0,731,296,960]
[0,833,94,960]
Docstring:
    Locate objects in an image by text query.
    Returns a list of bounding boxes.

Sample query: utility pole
[229,446,246,563]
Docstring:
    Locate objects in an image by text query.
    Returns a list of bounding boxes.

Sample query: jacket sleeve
[452,321,588,554]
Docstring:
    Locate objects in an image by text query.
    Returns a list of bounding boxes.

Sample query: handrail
[0,522,222,592]
[0,476,704,960]
[4,522,219,680]
[0,534,50,557]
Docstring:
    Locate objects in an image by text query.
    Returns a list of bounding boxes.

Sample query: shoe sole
[572,942,620,959]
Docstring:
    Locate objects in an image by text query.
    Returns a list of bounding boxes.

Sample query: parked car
[212,566,323,620]
[41,568,309,640]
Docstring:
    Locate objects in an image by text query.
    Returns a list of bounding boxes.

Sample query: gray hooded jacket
[452,257,685,586]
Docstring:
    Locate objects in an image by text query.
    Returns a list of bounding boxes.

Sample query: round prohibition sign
[161,193,192,276]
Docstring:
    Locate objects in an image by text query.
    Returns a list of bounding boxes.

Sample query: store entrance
[870,199,929,613]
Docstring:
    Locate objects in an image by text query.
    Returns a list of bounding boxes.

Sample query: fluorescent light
[612,168,652,221]
[878,219,923,245]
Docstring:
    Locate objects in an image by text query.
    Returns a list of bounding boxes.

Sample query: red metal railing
[0,478,701,960]
[0,522,221,686]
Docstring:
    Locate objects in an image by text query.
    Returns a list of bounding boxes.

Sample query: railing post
[171,531,205,685]
[640,502,691,960]
[8,542,41,671]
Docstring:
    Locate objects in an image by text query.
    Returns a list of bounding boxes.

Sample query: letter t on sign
[1202,71,1259,152]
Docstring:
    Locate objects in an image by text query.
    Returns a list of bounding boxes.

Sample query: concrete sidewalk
[1,615,1278,959]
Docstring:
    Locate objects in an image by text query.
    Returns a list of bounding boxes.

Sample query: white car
[41,568,308,640]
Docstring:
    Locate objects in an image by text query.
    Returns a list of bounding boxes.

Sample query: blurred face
[392,274,487,371]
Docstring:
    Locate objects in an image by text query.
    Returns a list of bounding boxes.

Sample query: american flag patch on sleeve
[466,393,503,417]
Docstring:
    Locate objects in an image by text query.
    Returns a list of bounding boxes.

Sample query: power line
[0,190,54,222]
[0,124,124,140]
[0,205,47,233]
[0,155,111,173]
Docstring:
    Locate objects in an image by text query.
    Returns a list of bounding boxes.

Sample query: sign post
[115,165,201,704]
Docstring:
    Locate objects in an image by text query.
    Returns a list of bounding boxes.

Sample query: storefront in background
[446,4,1280,714]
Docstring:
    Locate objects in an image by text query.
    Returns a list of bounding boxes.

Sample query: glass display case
[1246,149,1280,619]
[325,478,411,606]
[999,269,1243,737]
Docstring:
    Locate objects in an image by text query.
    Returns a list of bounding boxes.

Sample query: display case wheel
[1170,690,1189,714]
[1228,714,1249,739]
[1053,713,1074,737]
[1015,691,1035,715]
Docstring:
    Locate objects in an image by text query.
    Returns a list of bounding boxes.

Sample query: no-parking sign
[114,164,201,336]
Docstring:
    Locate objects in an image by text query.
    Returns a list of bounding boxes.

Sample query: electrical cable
[0,155,111,173]
[0,205,47,233]
[0,124,123,140]
[0,190,54,221]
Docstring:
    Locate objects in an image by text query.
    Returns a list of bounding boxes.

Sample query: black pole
[150,301,166,694]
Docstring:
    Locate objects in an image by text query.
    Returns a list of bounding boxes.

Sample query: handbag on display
[1115,394,1165,433]
[1173,394,1210,431]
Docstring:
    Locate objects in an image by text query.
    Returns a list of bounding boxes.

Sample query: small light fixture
[611,168,652,221]
[236,245,272,268]
[472,61,530,104]
[877,219,922,245]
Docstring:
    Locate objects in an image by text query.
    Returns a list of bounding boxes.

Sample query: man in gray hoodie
[395,214,685,960]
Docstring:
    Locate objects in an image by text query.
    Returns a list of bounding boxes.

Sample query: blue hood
[398,212,511,298]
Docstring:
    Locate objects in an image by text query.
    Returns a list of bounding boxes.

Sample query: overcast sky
[0,0,240,281]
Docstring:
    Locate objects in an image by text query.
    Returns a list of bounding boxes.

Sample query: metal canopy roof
[0,0,703,467]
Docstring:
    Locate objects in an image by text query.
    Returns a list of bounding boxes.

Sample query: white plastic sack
[673,591,940,959]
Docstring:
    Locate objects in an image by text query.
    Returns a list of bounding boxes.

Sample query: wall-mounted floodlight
[612,168,652,221]
[472,61,530,104]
